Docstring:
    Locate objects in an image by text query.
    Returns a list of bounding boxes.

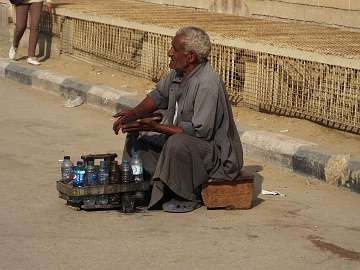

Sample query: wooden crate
[56,181,150,210]
[201,171,254,210]
[56,181,149,197]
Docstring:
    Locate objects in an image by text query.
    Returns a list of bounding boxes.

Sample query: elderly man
[113,26,243,212]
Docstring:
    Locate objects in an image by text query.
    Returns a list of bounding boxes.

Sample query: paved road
[0,78,359,270]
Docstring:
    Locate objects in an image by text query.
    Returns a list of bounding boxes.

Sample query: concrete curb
[0,58,359,193]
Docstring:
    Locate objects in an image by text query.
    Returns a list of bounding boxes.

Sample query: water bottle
[120,160,133,183]
[131,153,145,201]
[98,160,109,185]
[96,195,108,205]
[131,152,143,183]
[85,159,97,186]
[83,196,96,207]
[61,156,74,184]
[73,160,85,187]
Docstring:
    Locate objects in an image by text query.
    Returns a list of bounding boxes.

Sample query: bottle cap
[64,156,70,160]
[77,160,84,166]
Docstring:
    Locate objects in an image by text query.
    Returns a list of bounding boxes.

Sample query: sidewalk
[0,32,359,193]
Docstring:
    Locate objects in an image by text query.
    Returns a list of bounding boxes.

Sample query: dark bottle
[109,160,119,184]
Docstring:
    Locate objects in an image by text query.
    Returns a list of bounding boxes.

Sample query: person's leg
[149,133,214,210]
[11,4,30,58]
[28,2,43,58]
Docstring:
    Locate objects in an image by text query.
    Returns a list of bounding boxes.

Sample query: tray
[57,180,150,210]
[56,181,150,197]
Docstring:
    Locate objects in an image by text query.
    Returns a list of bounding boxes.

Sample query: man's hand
[112,96,159,135]
[113,109,137,135]
[122,117,160,133]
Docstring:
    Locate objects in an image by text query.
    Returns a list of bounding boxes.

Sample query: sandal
[162,199,201,213]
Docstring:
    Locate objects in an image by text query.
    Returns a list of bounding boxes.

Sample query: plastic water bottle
[131,153,145,201]
[85,159,97,186]
[73,160,85,187]
[96,195,108,205]
[120,160,133,183]
[98,160,109,185]
[61,156,74,184]
[83,196,96,207]
[131,152,143,183]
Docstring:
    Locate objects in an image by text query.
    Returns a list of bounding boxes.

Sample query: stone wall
[0,0,12,27]
[144,0,360,30]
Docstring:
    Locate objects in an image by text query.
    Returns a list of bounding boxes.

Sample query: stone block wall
[144,0,360,30]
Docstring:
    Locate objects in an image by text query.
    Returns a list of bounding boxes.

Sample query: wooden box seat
[201,170,254,210]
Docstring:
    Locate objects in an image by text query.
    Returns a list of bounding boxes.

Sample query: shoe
[9,46,17,60]
[162,199,201,213]
[27,57,41,65]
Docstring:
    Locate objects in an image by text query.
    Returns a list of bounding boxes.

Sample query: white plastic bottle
[61,156,74,184]
[131,152,143,183]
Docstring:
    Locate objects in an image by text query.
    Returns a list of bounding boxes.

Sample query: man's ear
[187,51,198,64]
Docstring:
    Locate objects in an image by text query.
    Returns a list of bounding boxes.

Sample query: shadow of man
[242,164,265,207]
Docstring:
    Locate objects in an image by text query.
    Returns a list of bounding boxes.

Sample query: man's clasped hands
[112,109,163,135]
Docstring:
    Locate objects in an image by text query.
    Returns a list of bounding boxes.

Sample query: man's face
[168,34,190,71]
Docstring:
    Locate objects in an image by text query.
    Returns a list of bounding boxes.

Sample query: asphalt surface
[0,78,359,270]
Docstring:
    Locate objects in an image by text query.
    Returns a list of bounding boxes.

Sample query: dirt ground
[1,78,359,270]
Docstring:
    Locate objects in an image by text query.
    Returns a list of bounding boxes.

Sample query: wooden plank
[56,181,150,197]
[81,203,121,210]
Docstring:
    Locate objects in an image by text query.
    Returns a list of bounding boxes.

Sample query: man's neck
[182,62,200,78]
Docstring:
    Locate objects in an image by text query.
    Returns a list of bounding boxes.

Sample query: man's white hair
[176,26,211,63]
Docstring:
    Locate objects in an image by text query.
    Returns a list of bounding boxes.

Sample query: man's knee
[164,133,191,155]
